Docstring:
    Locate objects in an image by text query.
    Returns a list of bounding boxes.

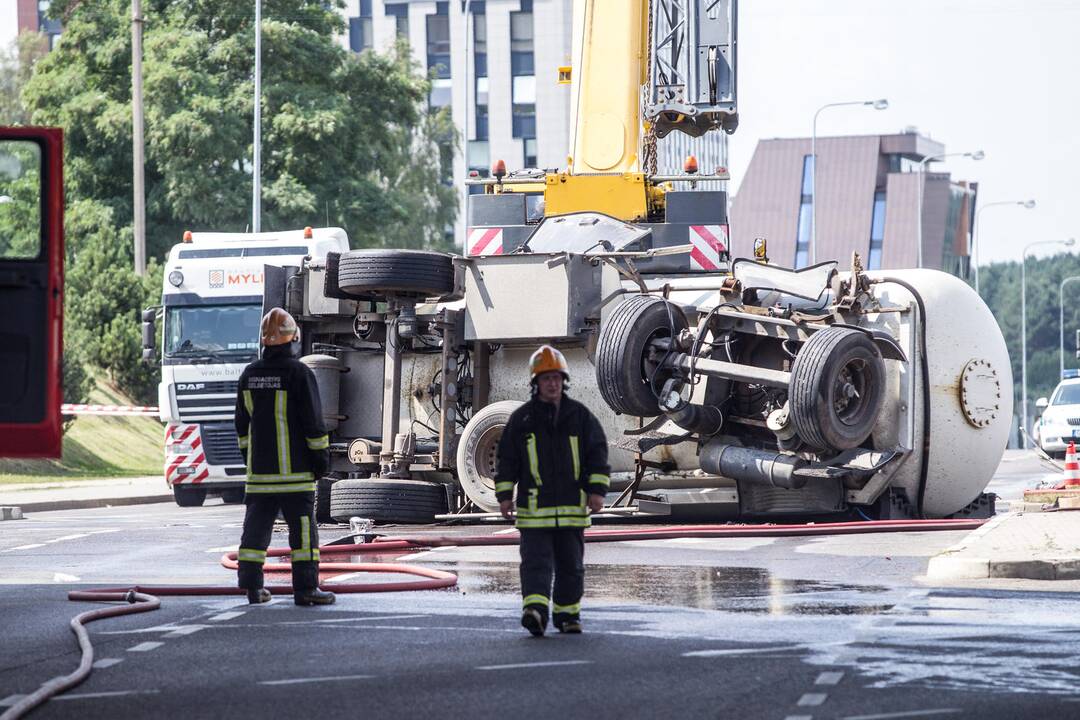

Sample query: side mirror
[1035,397,1049,410]
[141,307,158,363]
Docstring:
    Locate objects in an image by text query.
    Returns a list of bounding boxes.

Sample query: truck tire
[220,487,245,504]
[596,295,688,417]
[173,485,207,507]
[329,478,448,524]
[456,400,524,512]
[336,249,455,299]
[789,327,885,452]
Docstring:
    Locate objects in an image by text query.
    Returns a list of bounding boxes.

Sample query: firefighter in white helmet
[495,345,611,636]
[233,308,335,606]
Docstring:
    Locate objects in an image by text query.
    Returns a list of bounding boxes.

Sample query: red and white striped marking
[1065,441,1080,488]
[61,404,160,417]
[164,423,209,485]
[688,224,729,271]
[467,227,504,256]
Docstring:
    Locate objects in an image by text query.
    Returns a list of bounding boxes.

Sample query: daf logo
[177,383,206,391]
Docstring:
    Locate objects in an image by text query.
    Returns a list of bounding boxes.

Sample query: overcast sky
[727,0,1080,265]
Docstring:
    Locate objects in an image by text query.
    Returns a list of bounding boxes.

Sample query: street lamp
[916,149,985,269]
[973,199,1036,294]
[810,98,888,265]
[1061,275,1080,378]
[1022,237,1076,447]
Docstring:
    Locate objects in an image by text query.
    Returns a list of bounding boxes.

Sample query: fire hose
[3,518,985,720]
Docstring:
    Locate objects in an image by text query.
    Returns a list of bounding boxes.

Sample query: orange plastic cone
[1065,441,1080,487]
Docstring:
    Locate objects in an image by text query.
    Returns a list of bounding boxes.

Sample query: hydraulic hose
[10,517,984,720]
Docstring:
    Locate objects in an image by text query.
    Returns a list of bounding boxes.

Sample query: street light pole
[1022,237,1076,447]
[1060,275,1080,378]
[252,0,262,233]
[972,199,1035,295]
[810,98,888,266]
[916,150,984,269]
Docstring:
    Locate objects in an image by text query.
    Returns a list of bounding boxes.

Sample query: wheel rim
[472,424,503,492]
[833,357,873,426]
[640,326,675,394]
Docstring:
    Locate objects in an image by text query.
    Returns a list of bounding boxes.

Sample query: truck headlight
[169,271,184,287]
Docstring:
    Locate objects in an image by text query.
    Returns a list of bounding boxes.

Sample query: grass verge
[0,379,162,484]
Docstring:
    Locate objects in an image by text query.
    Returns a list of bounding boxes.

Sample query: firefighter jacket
[234,344,329,494]
[494,395,610,529]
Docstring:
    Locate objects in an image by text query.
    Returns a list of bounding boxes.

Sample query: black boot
[247,588,272,604]
[294,588,336,606]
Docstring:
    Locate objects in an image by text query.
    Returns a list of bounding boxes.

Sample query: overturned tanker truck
[265,210,1010,524]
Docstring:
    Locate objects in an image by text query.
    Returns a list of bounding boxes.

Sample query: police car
[1035,370,1080,458]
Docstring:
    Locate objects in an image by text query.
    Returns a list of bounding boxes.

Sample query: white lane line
[92,658,124,669]
[208,611,245,622]
[7,544,46,551]
[842,711,962,720]
[205,546,238,553]
[127,641,164,652]
[53,572,81,582]
[815,671,844,686]
[164,626,206,637]
[54,690,160,701]
[477,660,593,671]
[797,693,828,707]
[49,533,90,542]
[683,645,806,657]
[259,675,374,686]
[304,615,429,624]
[784,716,813,720]
[0,695,26,708]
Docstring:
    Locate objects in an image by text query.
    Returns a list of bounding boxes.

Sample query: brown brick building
[730,130,978,278]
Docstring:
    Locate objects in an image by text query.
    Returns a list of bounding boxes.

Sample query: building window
[386,4,409,40]
[794,155,814,268]
[473,7,487,78]
[475,78,489,140]
[510,5,534,76]
[867,190,886,270]
[512,104,536,139]
[523,138,538,168]
[349,0,373,53]
[469,140,490,173]
[427,4,451,80]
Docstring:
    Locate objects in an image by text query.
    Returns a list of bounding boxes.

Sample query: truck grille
[200,423,244,466]
[175,381,237,422]
[1068,418,1080,426]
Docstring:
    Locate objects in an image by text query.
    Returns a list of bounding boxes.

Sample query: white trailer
[144,227,350,507]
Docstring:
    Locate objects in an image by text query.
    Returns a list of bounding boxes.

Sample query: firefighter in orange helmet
[234,308,335,606]
[495,345,611,636]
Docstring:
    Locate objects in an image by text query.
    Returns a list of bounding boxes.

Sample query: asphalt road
[2,454,1079,719]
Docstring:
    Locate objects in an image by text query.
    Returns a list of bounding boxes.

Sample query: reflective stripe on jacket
[494,395,611,529]
[234,345,328,493]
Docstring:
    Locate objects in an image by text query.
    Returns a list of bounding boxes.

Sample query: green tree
[21,0,457,402]
[0,31,49,125]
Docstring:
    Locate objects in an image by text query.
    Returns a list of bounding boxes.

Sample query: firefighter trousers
[237,492,320,592]
[519,527,585,624]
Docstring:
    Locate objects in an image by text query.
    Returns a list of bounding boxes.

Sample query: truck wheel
[329,478,449,524]
[336,249,455,299]
[220,487,245,504]
[596,295,688,417]
[456,400,523,512]
[315,476,335,523]
[789,327,885,452]
[173,486,207,507]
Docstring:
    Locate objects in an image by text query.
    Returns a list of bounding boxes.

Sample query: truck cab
[150,226,350,506]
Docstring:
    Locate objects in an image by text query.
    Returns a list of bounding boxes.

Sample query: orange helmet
[529,344,569,381]
[260,308,298,346]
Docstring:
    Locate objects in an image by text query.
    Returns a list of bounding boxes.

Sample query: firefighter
[495,345,610,636]
[234,308,335,606]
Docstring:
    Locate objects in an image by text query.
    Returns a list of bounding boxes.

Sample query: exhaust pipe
[699,441,808,490]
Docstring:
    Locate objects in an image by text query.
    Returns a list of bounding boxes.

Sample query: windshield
[1052,383,1080,406]
[164,304,262,359]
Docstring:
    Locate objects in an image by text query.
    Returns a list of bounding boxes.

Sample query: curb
[1,506,23,521]
[925,513,1080,581]
[15,495,175,513]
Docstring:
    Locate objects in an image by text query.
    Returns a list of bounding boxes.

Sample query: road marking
[798,693,828,707]
[815,671,844,686]
[50,533,90,542]
[205,545,238,553]
[304,615,429,624]
[259,674,374,686]
[841,711,962,720]
[477,660,593,671]
[8,544,46,551]
[54,690,160,701]
[127,641,164,652]
[0,695,26,708]
[53,572,80,582]
[784,716,813,720]
[92,658,124,669]
[164,626,206,637]
[683,645,806,657]
[208,611,245,622]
